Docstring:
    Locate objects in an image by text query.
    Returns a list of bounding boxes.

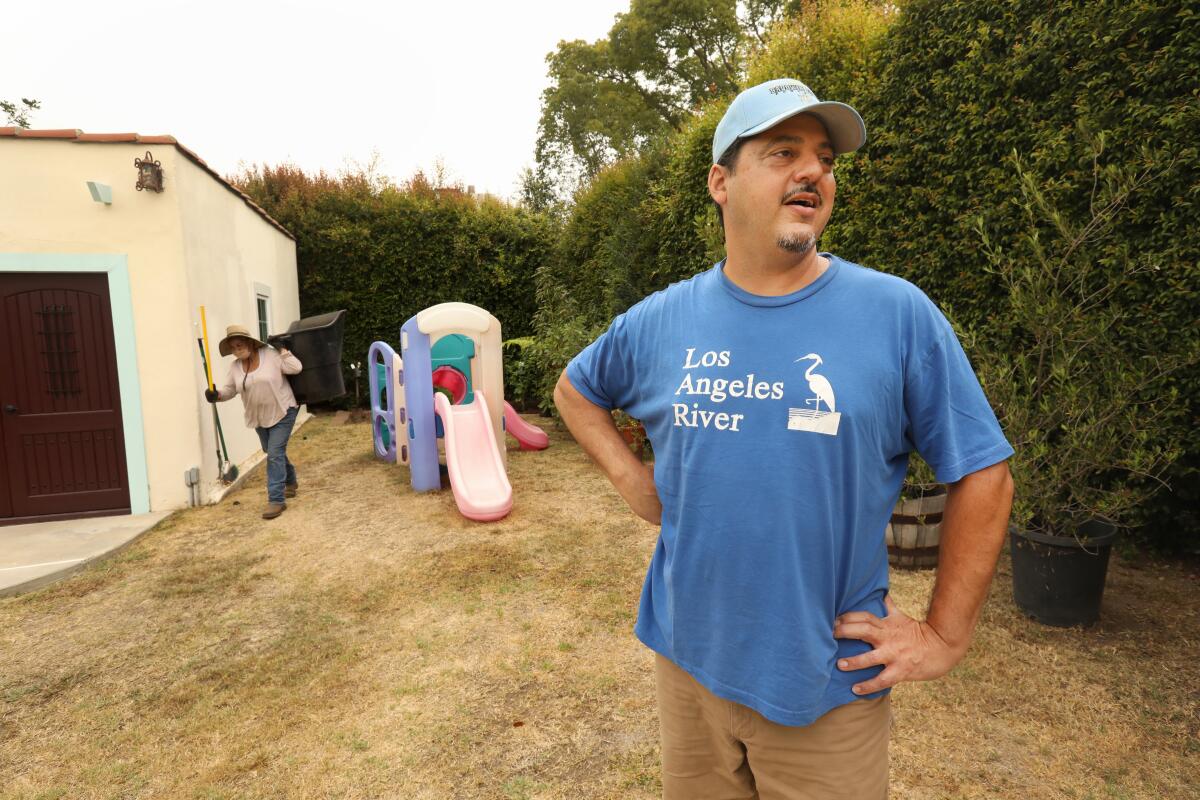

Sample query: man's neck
[722,244,829,297]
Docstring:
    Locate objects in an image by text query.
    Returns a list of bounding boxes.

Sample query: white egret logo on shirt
[789,353,841,436]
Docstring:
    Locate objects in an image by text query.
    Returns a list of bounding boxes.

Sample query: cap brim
[739,101,867,155]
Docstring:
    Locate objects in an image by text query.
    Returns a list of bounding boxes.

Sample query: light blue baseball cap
[712,78,867,164]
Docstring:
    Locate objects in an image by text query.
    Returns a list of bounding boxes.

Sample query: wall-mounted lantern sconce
[86,181,113,205]
[134,151,163,192]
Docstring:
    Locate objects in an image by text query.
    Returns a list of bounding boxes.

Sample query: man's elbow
[552,370,572,414]
[998,462,1014,505]
[986,460,1015,506]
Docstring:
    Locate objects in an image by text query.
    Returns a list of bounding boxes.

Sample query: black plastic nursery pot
[270,309,347,405]
[1010,519,1118,628]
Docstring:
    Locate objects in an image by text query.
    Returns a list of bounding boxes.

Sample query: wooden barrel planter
[886,484,946,569]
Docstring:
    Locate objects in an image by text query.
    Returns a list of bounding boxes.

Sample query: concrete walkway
[0,511,172,598]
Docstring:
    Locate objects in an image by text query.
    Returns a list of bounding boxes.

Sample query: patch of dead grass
[0,412,1196,799]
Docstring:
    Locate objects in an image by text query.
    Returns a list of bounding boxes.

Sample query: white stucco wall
[173,154,300,503]
[0,137,298,513]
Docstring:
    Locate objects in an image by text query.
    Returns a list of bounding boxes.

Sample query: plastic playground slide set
[369,302,550,523]
[434,391,513,522]
[503,401,550,451]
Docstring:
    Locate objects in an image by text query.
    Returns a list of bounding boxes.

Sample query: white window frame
[253,282,273,344]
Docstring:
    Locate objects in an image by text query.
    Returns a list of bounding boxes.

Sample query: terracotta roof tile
[16,128,82,139]
[77,133,139,142]
[1,128,294,240]
[172,142,207,165]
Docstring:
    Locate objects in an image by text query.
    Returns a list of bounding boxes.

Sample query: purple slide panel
[368,341,396,462]
[400,315,440,492]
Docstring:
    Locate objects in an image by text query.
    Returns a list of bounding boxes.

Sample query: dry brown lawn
[1,413,1197,799]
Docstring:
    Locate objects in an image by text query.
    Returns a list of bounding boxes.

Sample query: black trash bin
[269,309,347,405]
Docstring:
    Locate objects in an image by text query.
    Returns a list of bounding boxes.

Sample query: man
[553,78,1015,799]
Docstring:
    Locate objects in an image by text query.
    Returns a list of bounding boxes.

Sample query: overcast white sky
[3,0,631,200]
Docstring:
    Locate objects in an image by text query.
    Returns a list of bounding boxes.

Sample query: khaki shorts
[655,654,891,800]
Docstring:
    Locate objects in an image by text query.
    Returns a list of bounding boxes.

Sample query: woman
[205,324,303,519]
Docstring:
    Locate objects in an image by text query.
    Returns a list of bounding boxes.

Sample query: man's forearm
[924,461,1014,652]
[553,370,661,524]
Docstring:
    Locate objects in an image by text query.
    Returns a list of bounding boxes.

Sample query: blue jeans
[256,406,298,504]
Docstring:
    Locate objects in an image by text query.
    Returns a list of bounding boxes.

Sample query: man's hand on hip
[832,594,965,695]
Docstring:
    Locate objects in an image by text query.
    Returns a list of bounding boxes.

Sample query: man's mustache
[782,183,821,206]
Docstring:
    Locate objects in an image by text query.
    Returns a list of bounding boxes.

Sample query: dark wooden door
[0,406,11,518]
[0,273,131,522]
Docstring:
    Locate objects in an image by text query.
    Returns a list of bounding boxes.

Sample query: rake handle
[200,305,215,391]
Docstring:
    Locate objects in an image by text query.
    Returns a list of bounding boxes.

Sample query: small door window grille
[37,304,81,396]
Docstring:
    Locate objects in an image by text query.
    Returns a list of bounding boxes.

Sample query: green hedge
[236,167,557,407]
[834,0,1199,551]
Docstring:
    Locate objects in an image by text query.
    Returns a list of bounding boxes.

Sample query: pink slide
[503,402,550,451]
[434,391,513,522]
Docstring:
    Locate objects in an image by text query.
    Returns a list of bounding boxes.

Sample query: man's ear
[708,164,728,209]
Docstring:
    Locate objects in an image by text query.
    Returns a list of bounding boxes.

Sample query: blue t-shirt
[566,254,1013,727]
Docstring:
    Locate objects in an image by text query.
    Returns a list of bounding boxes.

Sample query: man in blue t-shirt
[555,78,1015,799]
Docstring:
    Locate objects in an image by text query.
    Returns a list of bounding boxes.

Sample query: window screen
[257,295,269,342]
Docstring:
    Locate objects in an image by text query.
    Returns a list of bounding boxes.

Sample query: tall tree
[2,98,40,128]
[534,0,790,193]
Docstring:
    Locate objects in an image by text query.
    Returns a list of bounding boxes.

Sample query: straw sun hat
[217,324,266,357]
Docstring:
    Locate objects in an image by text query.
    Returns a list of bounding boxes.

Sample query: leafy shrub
[528,144,672,413]
[501,338,543,413]
[973,145,1188,538]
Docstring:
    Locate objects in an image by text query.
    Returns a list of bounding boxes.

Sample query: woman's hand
[204,388,219,403]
